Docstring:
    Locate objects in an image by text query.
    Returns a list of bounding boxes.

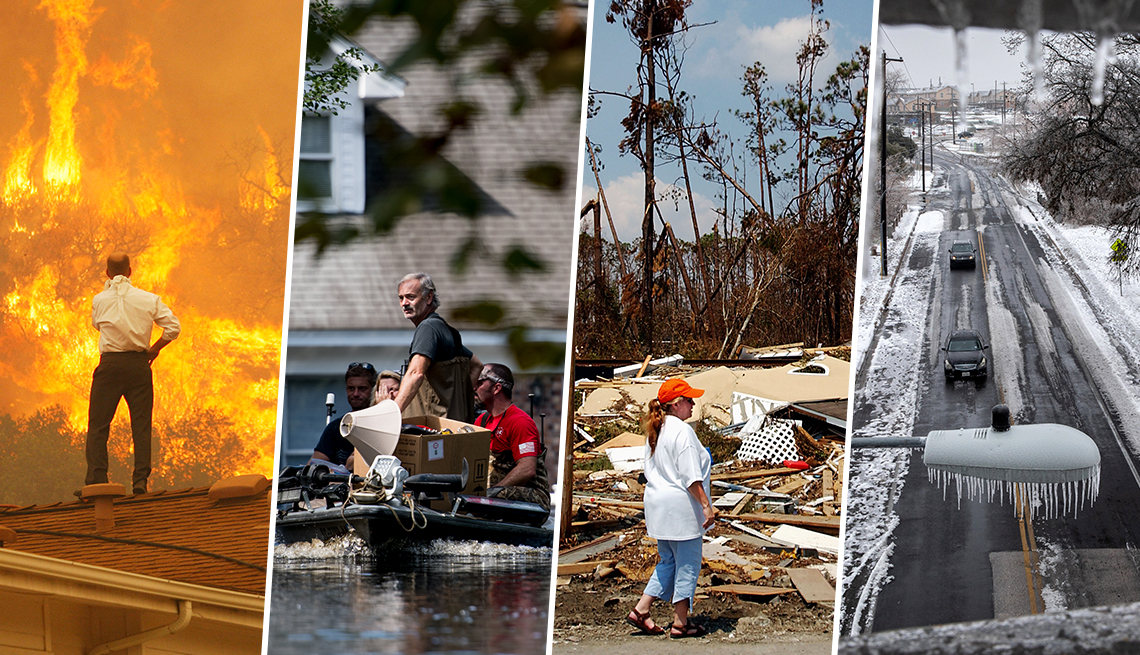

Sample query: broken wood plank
[787,568,836,604]
[731,513,841,533]
[557,560,617,576]
[772,477,809,495]
[572,495,644,509]
[558,533,622,564]
[730,493,754,516]
[593,505,635,520]
[635,355,653,378]
[570,519,624,534]
[711,467,799,482]
[704,584,795,597]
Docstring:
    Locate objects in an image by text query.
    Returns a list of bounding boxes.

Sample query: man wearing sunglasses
[394,272,482,422]
[311,362,378,469]
[474,363,550,511]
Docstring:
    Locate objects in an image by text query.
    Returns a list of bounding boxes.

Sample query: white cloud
[582,172,719,243]
[695,15,839,85]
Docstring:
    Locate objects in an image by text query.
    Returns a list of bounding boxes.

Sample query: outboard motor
[401,458,469,507]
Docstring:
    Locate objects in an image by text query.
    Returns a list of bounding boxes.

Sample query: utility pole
[1002,81,1007,125]
[928,103,934,175]
[881,52,903,277]
[951,95,957,144]
[919,100,926,193]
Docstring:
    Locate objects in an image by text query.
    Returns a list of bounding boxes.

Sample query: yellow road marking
[1015,491,1041,614]
[978,232,988,280]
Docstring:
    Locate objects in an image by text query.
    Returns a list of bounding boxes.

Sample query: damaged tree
[577,0,866,359]
[1003,32,1140,276]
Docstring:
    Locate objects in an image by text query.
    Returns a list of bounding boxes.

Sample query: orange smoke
[0,0,300,487]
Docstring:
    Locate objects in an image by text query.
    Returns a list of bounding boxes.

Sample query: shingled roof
[288,15,583,333]
[0,477,270,596]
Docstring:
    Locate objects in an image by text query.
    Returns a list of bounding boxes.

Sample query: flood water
[267,535,553,654]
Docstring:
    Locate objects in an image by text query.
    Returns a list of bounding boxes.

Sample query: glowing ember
[0,0,303,498]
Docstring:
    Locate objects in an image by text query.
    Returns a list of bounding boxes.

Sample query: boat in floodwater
[275,456,553,548]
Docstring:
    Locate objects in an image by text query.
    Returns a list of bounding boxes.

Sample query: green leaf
[451,301,506,325]
[522,162,565,189]
[502,246,546,275]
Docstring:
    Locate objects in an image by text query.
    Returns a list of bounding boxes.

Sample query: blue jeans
[643,537,702,605]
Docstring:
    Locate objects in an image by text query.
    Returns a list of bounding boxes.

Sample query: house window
[299,115,333,199]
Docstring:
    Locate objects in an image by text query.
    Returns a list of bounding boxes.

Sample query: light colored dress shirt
[91,276,181,353]
[643,414,712,541]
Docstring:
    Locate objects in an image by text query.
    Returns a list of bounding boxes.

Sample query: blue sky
[581,0,875,242]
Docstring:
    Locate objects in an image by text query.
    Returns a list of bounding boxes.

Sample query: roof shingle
[0,483,270,596]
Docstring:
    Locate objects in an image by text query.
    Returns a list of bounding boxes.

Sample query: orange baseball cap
[657,378,705,404]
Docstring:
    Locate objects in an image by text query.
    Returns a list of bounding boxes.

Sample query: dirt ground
[553,524,836,646]
[554,575,834,642]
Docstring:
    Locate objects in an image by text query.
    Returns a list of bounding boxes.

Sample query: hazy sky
[878,24,1029,93]
[582,0,875,243]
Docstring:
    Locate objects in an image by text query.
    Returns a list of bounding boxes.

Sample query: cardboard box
[354,415,490,508]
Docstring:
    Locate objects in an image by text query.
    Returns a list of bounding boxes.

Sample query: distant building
[0,478,269,654]
[968,86,1016,111]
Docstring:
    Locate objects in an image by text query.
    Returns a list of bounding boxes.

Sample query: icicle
[1018,0,1044,98]
[1091,32,1115,106]
[929,0,971,132]
[954,28,969,133]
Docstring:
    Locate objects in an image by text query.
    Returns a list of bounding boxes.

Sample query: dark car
[949,240,977,269]
[942,329,989,380]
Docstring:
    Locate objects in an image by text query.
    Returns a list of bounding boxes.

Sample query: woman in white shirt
[625,379,715,639]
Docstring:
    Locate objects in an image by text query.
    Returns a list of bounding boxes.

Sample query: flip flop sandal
[670,622,707,639]
[626,609,666,635]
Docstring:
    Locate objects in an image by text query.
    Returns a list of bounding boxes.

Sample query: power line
[879,26,916,87]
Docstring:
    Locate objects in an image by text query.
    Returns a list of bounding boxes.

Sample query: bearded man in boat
[393,272,482,422]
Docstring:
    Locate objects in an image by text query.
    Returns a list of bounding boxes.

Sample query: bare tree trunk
[660,218,698,326]
[641,0,657,352]
[586,138,630,284]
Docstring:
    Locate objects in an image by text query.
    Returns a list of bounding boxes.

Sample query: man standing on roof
[474,363,550,511]
[85,253,181,495]
[393,272,482,423]
[311,362,378,469]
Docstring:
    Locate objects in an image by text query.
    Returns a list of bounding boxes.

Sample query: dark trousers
[85,352,153,492]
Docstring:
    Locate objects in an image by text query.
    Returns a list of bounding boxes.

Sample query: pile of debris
[557,348,848,641]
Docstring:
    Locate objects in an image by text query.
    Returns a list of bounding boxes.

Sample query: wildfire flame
[0,0,298,490]
[40,0,94,198]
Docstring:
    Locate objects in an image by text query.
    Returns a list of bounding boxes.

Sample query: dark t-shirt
[409,312,473,363]
[313,419,353,466]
